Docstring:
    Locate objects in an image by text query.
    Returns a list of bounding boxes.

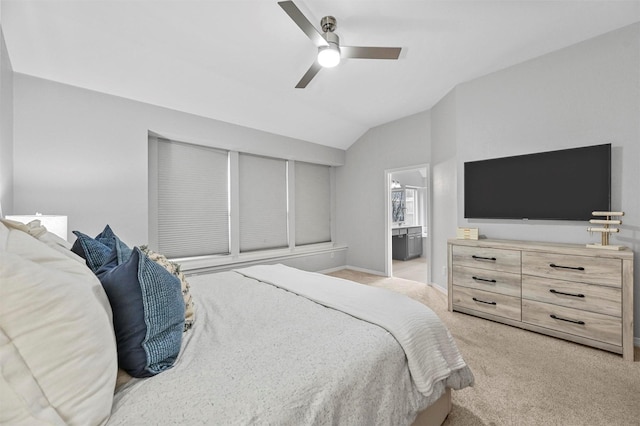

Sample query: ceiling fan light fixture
[278,2,402,88]
[318,43,341,68]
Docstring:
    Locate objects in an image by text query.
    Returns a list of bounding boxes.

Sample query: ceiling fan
[278,1,402,88]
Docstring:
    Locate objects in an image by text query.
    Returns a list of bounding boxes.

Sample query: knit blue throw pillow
[95,225,132,264]
[96,247,184,377]
[71,230,132,272]
[71,231,112,272]
[95,224,116,241]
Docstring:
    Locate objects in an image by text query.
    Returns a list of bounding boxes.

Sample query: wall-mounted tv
[464,144,611,221]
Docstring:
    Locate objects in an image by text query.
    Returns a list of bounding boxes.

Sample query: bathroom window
[404,187,418,226]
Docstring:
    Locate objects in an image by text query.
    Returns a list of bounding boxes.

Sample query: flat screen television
[464,144,611,221]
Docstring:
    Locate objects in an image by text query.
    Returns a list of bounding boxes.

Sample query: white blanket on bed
[235,264,473,397]
[109,266,474,425]
[111,269,443,425]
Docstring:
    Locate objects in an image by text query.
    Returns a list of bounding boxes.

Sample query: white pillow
[0,228,118,425]
[0,219,84,263]
[0,325,66,424]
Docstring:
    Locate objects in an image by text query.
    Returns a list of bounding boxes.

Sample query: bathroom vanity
[392,226,423,261]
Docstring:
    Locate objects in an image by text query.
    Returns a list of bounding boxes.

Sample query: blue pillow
[95,225,132,264]
[71,231,112,272]
[96,247,184,378]
[95,224,116,241]
[71,226,132,271]
[106,236,132,264]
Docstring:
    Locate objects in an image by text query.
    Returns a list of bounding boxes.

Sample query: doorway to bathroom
[384,164,430,284]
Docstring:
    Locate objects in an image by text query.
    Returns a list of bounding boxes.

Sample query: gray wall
[430,88,458,288]
[431,23,640,337]
[0,25,13,216]
[336,110,431,273]
[12,74,344,256]
[455,23,639,245]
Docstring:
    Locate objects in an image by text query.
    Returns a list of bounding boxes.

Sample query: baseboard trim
[319,265,386,276]
[430,283,448,296]
[319,265,347,274]
[344,265,387,276]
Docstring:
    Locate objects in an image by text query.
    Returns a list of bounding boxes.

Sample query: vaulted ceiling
[2,1,639,149]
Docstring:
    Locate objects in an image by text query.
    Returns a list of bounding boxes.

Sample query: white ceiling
[2,1,639,150]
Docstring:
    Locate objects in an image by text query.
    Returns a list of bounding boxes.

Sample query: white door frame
[384,164,432,282]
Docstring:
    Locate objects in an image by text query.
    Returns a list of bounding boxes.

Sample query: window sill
[174,243,348,275]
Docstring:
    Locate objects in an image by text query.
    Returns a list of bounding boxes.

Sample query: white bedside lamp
[6,213,68,241]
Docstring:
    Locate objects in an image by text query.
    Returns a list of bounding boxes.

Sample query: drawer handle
[472,276,497,283]
[549,289,585,298]
[472,255,497,262]
[549,263,585,271]
[472,297,497,305]
[550,314,585,325]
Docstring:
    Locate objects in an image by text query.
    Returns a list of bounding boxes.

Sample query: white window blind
[157,139,229,258]
[239,153,288,252]
[295,162,331,245]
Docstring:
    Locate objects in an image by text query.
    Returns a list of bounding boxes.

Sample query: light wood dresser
[447,238,635,361]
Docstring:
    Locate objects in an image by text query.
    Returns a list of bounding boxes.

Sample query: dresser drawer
[522,275,621,317]
[452,245,521,274]
[522,252,621,288]
[453,265,521,297]
[452,285,521,321]
[522,299,621,346]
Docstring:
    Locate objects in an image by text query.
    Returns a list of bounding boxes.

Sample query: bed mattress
[109,268,472,425]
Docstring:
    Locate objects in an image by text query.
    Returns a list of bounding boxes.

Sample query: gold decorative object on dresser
[447,238,635,361]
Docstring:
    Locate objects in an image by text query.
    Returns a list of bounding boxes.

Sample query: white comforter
[236,264,473,397]
[109,266,473,425]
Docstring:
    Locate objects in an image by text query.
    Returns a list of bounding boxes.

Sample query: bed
[0,219,474,425]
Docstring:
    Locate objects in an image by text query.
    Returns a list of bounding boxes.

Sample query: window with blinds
[295,161,331,245]
[156,139,229,258]
[238,153,289,252]
[150,136,334,260]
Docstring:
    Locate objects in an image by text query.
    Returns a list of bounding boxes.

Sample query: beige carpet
[327,269,640,426]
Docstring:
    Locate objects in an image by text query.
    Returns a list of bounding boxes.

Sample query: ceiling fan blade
[341,46,402,60]
[278,1,328,47]
[295,61,322,88]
